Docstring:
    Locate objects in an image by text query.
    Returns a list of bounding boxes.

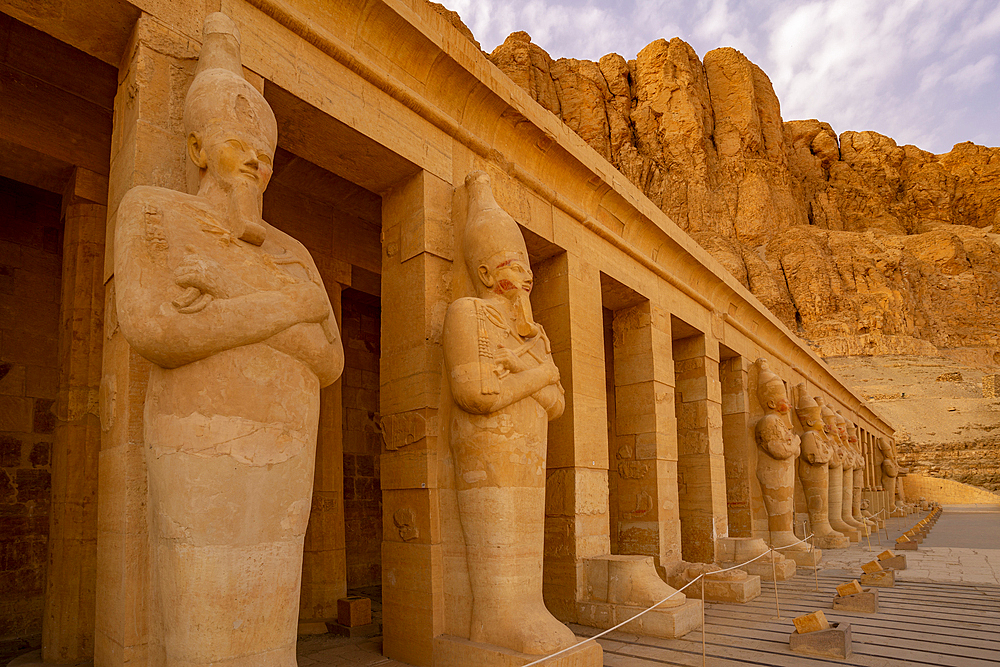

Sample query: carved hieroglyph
[794,387,848,549]
[114,14,344,667]
[753,359,806,551]
[442,171,575,655]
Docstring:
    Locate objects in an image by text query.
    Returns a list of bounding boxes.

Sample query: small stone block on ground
[790,622,852,659]
[861,560,883,574]
[337,596,372,627]
[433,634,603,667]
[897,540,918,550]
[835,580,863,597]
[793,610,830,634]
[860,569,896,587]
[327,620,381,638]
[832,588,879,613]
[880,554,907,570]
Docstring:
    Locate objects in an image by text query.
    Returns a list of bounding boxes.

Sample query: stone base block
[298,621,330,635]
[745,558,796,581]
[897,540,918,551]
[832,589,879,613]
[879,554,906,570]
[328,620,381,638]
[860,569,895,587]
[891,509,906,517]
[433,635,602,667]
[8,650,92,667]
[576,599,702,639]
[784,549,823,567]
[690,575,761,603]
[814,533,850,550]
[789,622,852,659]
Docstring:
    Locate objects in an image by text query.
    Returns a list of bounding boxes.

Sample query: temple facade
[0,1,895,666]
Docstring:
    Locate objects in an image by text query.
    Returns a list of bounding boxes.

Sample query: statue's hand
[539,355,560,385]
[286,280,330,324]
[174,247,246,299]
[495,346,529,374]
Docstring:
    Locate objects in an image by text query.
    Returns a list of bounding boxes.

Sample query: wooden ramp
[571,570,1000,666]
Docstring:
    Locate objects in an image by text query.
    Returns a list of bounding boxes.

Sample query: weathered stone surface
[832,588,878,613]
[489,34,1000,359]
[790,622,852,659]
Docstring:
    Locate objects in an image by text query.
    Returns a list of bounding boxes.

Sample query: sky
[442,0,1000,154]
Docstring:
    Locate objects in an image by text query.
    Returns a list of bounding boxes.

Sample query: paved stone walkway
[11,507,1000,666]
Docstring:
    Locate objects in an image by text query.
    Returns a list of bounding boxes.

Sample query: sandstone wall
[487,32,1000,358]
[902,474,1000,505]
[0,177,60,645]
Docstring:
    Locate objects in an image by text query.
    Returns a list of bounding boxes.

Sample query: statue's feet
[471,602,576,655]
[770,531,810,552]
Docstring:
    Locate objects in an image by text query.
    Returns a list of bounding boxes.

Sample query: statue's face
[489,258,533,298]
[194,126,274,193]
[770,395,790,414]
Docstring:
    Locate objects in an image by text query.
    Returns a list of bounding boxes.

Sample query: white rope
[520,534,815,666]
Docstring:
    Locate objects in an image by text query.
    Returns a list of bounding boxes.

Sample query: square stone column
[607,301,680,567]
[531,252,610,622]
[379,169,452,667]
[43,168,107,662]
[96,15,199,667]
[673,332,727,563]
[299,288,346,621]
[719,355,752,538]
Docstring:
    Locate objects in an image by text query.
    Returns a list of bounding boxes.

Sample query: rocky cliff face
[487,32,1000,359]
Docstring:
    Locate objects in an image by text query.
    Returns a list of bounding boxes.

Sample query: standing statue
[443,171,575,655]
[818,399,858,541]
[114,14,343,667]
[835,413,866,535]
[793,386,848,549]
[753,359,807,552]
[879,437,904,516]
[846,423,872,529]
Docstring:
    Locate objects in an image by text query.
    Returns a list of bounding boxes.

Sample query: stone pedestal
[693,576,761,603]
[744,555,796,581]
[578,555,700,639]
[877,553,906,570]
[784,549,823,567]
[433,635,602,667]
[576,599,702,639]
[789,623,852,659]
[832,589,878,613]
[813,533,849,550]
[896,540,918,551]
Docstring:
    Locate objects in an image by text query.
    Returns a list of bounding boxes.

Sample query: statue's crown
[464,171,529,279]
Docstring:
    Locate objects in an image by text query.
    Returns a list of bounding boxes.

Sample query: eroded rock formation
[486,31,1000,357]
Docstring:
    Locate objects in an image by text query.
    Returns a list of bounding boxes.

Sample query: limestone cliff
[487,32,1000,358]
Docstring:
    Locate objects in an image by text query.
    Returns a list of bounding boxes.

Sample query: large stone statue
[846,423,872,529]
[114,14,344,667]
[442,171,574,654]
[793,386,848,549]
[818,399,858,541]
[835,413,866,536]
[880,437,906,516]
[753,359,807,552]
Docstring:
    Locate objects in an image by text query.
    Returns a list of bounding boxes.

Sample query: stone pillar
[95,15,199,667]
[379,170,452,667]
[719,355,752,538]
[673,332,727,563]
[608,301,680,566]
[42,168,107,661]
[299,288,346,622]
[531,252,610,621]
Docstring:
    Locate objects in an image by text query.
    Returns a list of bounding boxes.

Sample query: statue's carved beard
[508,288,539,338]
[228,180,266,246]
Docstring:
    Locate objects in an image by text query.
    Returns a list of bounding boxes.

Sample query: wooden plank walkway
[571,569,1000,666]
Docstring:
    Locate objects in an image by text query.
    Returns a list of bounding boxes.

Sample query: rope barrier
[520,534,816,666]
